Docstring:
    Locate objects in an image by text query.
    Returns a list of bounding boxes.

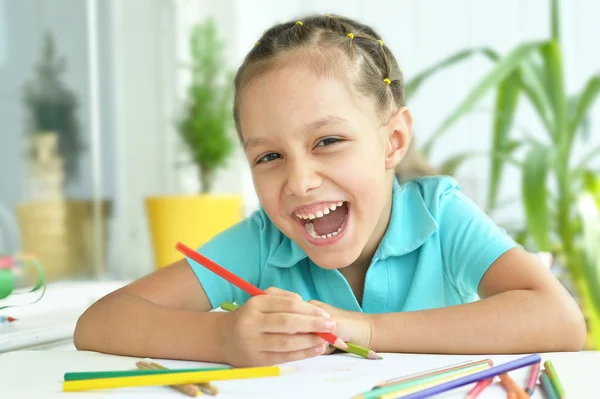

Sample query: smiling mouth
[294,202,349,239]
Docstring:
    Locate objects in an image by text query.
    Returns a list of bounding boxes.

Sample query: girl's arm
[74,260,335,366]
[369,247,587,354]
[74,260,230,363]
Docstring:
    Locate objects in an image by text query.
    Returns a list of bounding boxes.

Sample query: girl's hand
[308,300,373,355]
[221,287,336,367]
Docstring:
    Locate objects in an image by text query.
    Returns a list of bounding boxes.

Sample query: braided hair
[233,14,405,138]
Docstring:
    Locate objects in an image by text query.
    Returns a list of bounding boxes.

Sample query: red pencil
[465,378,493,399]
[524,362,541,395]
[175,242,346,348]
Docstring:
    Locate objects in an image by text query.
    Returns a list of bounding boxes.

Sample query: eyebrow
[243,116,348,151]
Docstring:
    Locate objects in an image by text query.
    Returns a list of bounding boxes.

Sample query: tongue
[312,204,347,236]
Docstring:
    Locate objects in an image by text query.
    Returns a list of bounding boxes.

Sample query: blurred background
[0,0,599,350]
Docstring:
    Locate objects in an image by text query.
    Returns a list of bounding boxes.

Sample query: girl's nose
[284,160,321,197]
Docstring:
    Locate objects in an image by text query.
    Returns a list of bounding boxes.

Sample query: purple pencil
[380,354,541,399]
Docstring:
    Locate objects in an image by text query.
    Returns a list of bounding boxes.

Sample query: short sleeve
[185,209,270,309]
[439,187,520,298]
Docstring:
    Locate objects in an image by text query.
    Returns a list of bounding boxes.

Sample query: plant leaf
[488,71,521,211]
[522,145,553,251]
[569,75,600,143]
[518,57,554,134]
[422,41,544,157]
[540,41,567,148]
[404,48,500,102]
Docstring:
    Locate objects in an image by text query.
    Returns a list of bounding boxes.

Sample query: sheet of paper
[108,353,539,399]
[3,349,592,398]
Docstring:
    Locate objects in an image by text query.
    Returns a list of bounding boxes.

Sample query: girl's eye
[317,137,341,147]
[257,152,281,164]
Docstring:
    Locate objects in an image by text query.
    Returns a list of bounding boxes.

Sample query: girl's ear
[385,107,413,170]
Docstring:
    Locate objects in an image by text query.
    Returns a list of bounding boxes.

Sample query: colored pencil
[374,364,491,399]
[508,392,518,399]
[220,301,381,360]
[540,370,559,399]
[543,360,565,398]
[465,378,493,399]
[374,359,492,388]
[64,366,230,380]
[354,354,541,399]
[63,364,294,392]
[136,361,202,397]
[353,363,491,399]
[220,301,239,312]
[499,372,530,398]
[0,316,17,323]
[524,362,541,395]
[176,242,345,347]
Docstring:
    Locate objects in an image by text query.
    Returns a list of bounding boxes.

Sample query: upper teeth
[295,201,344,220]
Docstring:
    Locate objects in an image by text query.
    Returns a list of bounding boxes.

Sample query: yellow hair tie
[377,39,383,47]
[295,21,304,26]
[346,33,354,39]
[254,41,260,47]
[383,78,391,85]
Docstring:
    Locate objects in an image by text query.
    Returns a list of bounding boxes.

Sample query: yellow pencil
[63,365,294,392]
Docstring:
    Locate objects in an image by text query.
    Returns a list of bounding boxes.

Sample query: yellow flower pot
[145,195,243,268]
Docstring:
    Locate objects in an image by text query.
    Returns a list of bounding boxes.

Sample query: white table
[0,280,128,352]
[0,350,597,399]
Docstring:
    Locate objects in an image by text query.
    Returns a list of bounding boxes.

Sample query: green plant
[405,0,600,347]
[22,32,83,183]
[177,18,234,194]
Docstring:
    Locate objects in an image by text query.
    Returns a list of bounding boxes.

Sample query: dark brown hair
[232,14,405,139]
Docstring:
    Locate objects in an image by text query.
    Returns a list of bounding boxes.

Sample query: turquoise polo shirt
[186,176,519,313]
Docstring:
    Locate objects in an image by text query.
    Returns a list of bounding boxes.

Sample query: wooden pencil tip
[333,338,349,349]
[367,350,383,360]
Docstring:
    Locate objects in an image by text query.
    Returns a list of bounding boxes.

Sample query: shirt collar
[266,177,439,268]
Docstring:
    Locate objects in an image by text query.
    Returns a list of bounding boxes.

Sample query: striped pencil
[136,361,202,397]
[63,364,294,392]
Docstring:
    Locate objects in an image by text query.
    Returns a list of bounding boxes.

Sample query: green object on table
[544,360,566,398]
[540,370,560,399]
[345,343,372,359]
[0,269,14,300]
[64,367,230,381]
[220,301,239,312]
[219,301,376,360]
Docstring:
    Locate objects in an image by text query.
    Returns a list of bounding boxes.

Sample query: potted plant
[146,18,242,268]
[17,32,111,281]
[404,0,600,348]
[22,32,83,198]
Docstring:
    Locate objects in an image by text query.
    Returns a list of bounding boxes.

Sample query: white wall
[107,0,600,277]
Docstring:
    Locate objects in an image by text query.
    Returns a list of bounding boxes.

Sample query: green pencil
[544,360,566,398]
[219,302,382,360]
[540,370,560,399]
[64,366,229,381]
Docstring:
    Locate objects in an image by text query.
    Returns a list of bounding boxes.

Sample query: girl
[74,14,586,368]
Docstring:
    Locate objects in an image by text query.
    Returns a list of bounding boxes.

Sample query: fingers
[264,287,302,299]
[260,333,326,352]
[323,345,337,355]
[250,295,330,318]
[260,313,336,334]
[263,342,328,364]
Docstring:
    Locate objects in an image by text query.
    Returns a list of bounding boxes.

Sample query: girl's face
[239,60,411,269]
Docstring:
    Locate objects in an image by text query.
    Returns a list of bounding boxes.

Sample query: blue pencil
[373,354,541,399]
